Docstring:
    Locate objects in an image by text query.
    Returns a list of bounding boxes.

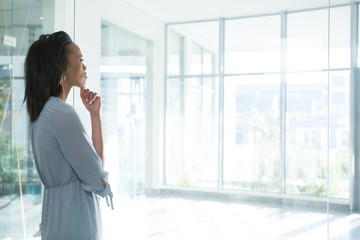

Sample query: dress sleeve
[52,107,113,207]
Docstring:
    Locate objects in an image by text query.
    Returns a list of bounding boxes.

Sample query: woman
[23,31,113,240]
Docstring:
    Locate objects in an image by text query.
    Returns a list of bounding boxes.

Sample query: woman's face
[65,43,87,88]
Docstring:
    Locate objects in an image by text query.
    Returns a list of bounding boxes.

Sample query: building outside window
[165,5,350,199]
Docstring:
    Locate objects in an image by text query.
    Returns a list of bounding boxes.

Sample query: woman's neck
[59,85,72,101]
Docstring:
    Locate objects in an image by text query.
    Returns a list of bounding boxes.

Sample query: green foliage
[306,181,326,197]
[0,78,10,120]
[0,77,15,182]
[178,168,191,186]
[286,145,349,198]
[0,130,16,182]
[249,109,349,198]
[251,111,280,192]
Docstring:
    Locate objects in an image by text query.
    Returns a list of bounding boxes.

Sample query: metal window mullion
[218,18,225,190]
[280,12,287,195]
[350,2,359,211]
[163,25,169,186]
[180,36,186,183]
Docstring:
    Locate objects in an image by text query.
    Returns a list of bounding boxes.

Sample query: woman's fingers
[80,88,97,104]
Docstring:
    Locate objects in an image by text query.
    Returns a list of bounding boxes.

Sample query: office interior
[1,0,360,239]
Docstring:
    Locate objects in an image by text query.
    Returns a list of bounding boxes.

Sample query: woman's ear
[59,76,66,85]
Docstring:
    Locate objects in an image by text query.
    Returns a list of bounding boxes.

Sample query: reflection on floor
[0,194,41,240]
[1,194,360,240]
[101,195,360,240]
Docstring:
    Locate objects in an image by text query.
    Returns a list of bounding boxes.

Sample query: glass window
[223,74,281,192]
[287,6,350,71]
[191,44,202,75]
[329,6,350,69]
[203,48,214,75]
[101,22,150,196]
[285,71,350,198]
[167,21,219,76]
[165,78,184,185]
[224,15,281,74]
[166,77,219,187]
[191,43,216,75]
[166,21,219,188]
[167,30,182,75]
[285,6,350,199]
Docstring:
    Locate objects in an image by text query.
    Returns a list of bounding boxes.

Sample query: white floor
[2,194,360,240]
[101,195,360,240]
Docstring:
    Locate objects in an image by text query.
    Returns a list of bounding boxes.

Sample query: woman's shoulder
[42,97,77,120]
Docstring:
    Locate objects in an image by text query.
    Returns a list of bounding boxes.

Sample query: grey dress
[30,96,113,240]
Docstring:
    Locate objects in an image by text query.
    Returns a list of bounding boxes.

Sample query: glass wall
[223,74,281,192]
[0,1,155,238]
[166,1,351,198]
[101,22,151,197]
[0,0,44,239]
[223,15,281,192]
[165,2,353,239]
[166,21,219,188]
[285,6,350,199]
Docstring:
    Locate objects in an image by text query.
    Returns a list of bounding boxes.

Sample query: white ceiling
[123,0,353,23]
[1,0,354,28]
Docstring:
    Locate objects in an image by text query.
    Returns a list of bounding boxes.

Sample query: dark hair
[23,31,73,122]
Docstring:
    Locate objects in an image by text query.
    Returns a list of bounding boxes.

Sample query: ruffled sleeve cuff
[96,171,114,210]
[103,183,114,210]
[82,171,114,210]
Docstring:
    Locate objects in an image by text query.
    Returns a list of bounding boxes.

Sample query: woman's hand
[80,88,101,114]
[80,87,104,161]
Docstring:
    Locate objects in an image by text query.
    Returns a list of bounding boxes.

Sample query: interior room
[0,0,359,239]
